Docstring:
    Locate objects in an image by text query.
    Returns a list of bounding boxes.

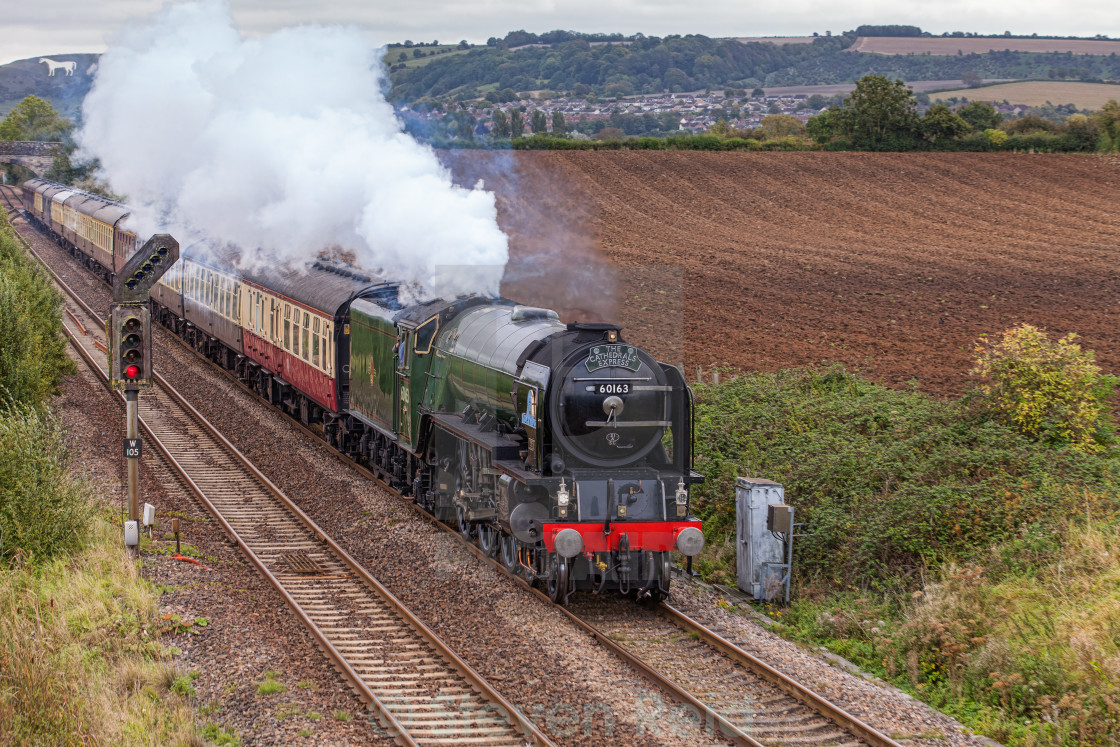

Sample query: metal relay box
[736,477,789,601]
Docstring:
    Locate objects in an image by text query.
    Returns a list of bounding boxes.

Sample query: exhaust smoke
[76,0,507,300]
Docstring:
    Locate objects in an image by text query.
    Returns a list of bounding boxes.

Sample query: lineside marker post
[108,234,180,553]
[126,388,139,529]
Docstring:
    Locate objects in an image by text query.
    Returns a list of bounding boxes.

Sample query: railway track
[5,186,902,746]
[1,192,551,747]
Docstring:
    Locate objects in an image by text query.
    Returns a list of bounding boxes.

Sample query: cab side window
[413,316,439,356]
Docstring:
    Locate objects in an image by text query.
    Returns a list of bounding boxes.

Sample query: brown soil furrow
[440,151,1120,397]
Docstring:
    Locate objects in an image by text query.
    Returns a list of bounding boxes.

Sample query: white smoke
[76,0,507,299]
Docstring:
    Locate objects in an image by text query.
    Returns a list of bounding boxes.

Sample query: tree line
[804,75,1120,152]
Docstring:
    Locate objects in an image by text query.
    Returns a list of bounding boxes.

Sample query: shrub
[0,397,92,562]
[0,209,73,407]
[984,128,1008,147]
[971,324,1117,452]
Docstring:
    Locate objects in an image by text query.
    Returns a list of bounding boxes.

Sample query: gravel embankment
[55,347,377,745]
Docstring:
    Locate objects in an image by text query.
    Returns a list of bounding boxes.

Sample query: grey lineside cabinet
[736,477,789,602]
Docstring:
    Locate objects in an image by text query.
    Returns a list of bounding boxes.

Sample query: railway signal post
[107,235,179,550]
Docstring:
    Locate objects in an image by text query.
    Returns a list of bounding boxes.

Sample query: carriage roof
[185,250,400,319]
[24,178,130,225]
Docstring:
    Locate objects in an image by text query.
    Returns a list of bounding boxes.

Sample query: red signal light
[125,365,141,379]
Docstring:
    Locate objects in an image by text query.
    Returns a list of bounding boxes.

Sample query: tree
[841,75,919,150]
[961,71,982,88]
[1092,99,1120,152]
[594,127,625,140]
[509,109,524,138]
[806,108,848,144]
[759,114,806,139]
[0,95,70,142]
[751,87,765,98]
[1005,115,1056,134]
[1061,113,1100,151]
[491,110,510,137]
[530,110,547,133]
[709,119,733,137]
[551,110,567,133]
[458,40,470,50]
[919,104,970,144]
[956,101,1002,131]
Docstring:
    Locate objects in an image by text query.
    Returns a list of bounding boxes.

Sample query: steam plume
[77,0,507,299]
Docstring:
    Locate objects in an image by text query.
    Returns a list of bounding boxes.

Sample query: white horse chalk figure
[40,58,77,77]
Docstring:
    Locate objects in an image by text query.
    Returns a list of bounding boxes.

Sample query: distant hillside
[0,55,98,120]
[386,29,1120,104]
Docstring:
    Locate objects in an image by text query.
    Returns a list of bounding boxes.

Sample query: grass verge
[0,520,200,745]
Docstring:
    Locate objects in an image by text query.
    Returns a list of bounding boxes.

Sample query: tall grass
[0,521,200,745]
[785,522,1120,745]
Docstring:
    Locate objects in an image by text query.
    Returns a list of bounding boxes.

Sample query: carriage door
[395,328,413,444]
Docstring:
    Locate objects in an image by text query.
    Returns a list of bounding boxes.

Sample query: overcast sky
[4,0,1119,65]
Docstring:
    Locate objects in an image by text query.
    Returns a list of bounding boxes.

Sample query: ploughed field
[448,151,1120,398]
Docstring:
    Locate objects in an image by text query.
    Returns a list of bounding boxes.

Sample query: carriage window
[302,312,310,361]
[292,312,300,356]
[283,305,291,350]
[312,318,321,367]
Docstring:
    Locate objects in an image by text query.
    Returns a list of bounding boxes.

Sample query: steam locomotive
[21,177,705,603]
